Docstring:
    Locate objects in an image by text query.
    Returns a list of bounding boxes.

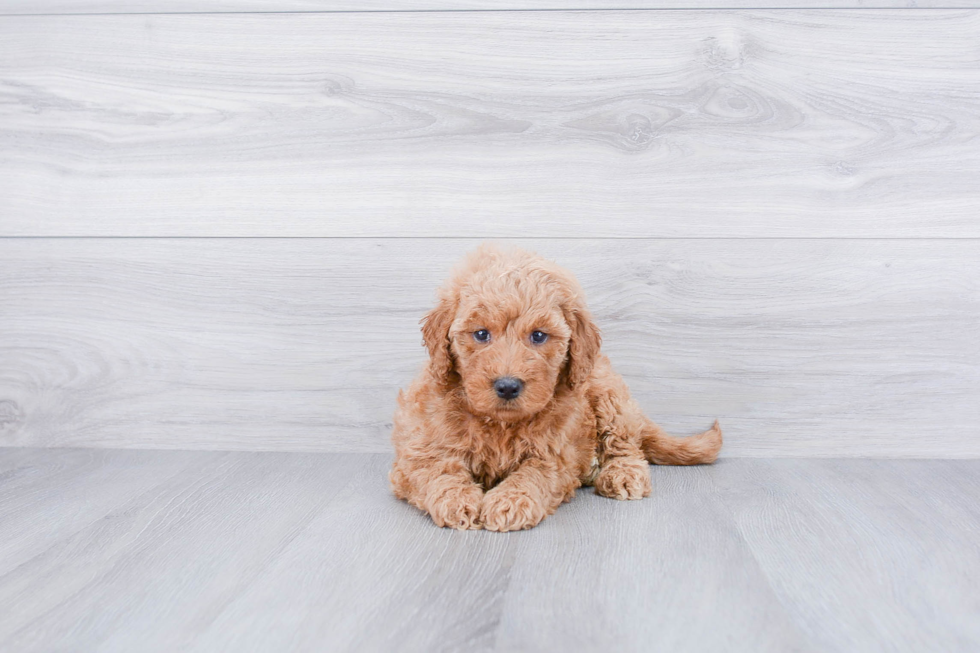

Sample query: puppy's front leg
[481,458,576,532]
[390,458,483,530]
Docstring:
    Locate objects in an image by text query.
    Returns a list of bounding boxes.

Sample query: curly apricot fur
[390,244,723,531]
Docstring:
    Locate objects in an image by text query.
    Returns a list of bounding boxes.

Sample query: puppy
[390,244,722,531]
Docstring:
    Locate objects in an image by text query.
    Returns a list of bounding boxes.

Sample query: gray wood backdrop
[4,1,980,13]
[1,3,978,456]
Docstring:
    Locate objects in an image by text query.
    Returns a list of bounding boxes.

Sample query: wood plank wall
[1,4,978,456]
[3,1,980,13]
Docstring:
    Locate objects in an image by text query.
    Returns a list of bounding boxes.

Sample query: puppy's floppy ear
[420,293,460,390]
[560,298,602,390]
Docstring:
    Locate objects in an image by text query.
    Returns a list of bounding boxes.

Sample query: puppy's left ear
[560,298,602,390]
[420,293,460,390]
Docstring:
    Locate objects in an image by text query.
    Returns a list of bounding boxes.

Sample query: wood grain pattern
[1,450,978,651]
[493,463,810,652]
[1,238,977,456]
[10,0,980,13]
[0,449,220,578]
[189,455,519,652]
[0,450,371,651]
[5,1,980,15]
[2,11,979,236]
[189,455,811,653]
[712,458,980,651]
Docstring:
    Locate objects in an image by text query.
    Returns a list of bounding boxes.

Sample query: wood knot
[322,76,353,97]
[625,114,655,147]
[834,161,856,176]
[0,400,23,432]
[702,33,745,72]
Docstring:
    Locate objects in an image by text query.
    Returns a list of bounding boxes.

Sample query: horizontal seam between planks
[1,7,978,17]
[2,236,980,241]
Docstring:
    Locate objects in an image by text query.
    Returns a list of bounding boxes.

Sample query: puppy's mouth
[478,394,526,417]
[493,397,535,419]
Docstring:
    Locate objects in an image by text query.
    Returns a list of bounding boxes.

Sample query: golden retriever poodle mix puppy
[390,244,722,531]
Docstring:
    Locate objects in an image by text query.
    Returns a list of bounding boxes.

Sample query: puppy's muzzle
[493,377,524,401]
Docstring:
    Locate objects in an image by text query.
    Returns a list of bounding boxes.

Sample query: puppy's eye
[473,329,491,343]
[530,330,549,345]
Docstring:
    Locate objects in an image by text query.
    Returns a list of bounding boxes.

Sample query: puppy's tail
[640,419,722,466]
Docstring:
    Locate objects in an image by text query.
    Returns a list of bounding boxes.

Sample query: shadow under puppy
[390,244,722,531]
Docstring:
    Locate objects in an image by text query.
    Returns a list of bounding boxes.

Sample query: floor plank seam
[3,8,977,18]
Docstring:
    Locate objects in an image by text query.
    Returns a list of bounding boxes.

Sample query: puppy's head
[421,244,601,422]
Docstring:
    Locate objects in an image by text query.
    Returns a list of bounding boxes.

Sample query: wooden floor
[1,449,978,652]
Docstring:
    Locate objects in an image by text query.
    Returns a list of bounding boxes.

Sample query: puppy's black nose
[494,377,524,400]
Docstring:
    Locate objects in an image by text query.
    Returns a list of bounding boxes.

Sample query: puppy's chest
[463,412,598,489]
[466,426,529,489]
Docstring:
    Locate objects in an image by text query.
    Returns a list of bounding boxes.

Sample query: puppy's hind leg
[591,392,652,501]
[594,454,651,501]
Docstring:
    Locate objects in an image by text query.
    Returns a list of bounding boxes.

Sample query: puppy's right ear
[420,294,459,390]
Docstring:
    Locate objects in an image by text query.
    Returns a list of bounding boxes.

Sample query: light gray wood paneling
[1,238,977,456]
[2,11,979,237]
[0,450,370,651]
[190,455,810,653]
[188,455,522,653]
[4,0,978,13]
[492,463,810,652]
[0,449,221,577]
[711,458,980,651]
[2,450,979,652]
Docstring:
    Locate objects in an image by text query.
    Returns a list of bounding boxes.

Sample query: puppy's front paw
[595,457,651,500]
[428,485,483,530]
[480,488,546,532]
